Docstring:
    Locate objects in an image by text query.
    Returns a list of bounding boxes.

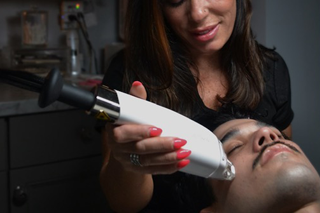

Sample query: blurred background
[251,0,320,173]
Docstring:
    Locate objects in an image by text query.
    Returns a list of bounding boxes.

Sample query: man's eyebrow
[220,129,240,143]
[220,121,278,143]
[220,121,270,143]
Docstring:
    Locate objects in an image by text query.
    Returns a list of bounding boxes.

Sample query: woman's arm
[100,128,154,212]
[99,82,190,212]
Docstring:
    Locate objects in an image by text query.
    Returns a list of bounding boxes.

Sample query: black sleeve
[253,51,294,131]
[271,52,294,130]
[102,49,125,91]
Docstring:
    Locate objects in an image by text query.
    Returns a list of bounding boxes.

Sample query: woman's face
[161,0,237,56]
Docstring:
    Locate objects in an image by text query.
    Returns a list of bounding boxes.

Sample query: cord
[0,69,44,93]
[68,14,98,74]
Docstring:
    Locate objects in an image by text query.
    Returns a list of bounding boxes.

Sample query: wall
[251,0,320,172]
[0,0,119,73]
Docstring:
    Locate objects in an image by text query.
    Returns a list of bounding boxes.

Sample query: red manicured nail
[149,127,162,137]
[173,138,187,149]
[132,81,142,86]
[176,149,191,160]
[177,159,190,169]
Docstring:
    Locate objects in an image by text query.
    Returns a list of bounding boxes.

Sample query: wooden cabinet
[9,110,102,168]
[0,118,7,171]
[10,156,108,213]
[1,109,112,213]
[0,172,8,213]
[0,119,8,212]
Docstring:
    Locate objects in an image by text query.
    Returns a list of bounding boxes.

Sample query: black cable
[0,69,44,93]
[68,14,98,74]
[77,13,99,74]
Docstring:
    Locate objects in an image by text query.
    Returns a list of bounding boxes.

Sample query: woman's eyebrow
[220,129,240,143]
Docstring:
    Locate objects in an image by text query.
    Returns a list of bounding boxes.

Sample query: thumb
[129,81,147,100]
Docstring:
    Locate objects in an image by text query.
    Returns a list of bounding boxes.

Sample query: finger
[147,159,191,175]
[129,81,147,100]
[115,149,191,168]
[114,137,187,154]
[127,159,191,175]
[113,150,191,174]
[139,149,191,167]
[113,124,162,143]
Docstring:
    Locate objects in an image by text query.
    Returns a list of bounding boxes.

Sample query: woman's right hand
[104,81,191,175]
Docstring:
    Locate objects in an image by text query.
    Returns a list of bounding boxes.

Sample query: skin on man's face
[207,119,320,213]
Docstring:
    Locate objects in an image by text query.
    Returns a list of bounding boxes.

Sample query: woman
[100,0,293,212]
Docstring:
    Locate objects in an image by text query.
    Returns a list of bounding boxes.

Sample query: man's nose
[188,0,208,23]
[253,127,280,152]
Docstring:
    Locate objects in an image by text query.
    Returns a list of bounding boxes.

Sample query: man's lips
[252,141,301,170]
[260,144,293,166]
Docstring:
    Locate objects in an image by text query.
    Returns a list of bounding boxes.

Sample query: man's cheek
[231,156,255,182]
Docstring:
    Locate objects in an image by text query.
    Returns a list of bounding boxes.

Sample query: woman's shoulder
[256,48,293,130]
[262,49,290,98]
[260,48,290,92]
[261,47,288,75]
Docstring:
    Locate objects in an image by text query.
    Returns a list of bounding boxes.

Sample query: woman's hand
[105,81,190,175]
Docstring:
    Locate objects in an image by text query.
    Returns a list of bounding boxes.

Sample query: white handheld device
[90,85,235,180]
[0,68,235,180]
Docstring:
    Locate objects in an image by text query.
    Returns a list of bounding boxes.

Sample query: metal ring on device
[130,153,143,167]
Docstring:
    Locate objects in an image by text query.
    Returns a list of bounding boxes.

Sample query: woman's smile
[190,24,220,42]
[162,0,237,54]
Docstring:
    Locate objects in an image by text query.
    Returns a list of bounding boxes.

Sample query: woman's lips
[260,144,294,166]
[190,24,219,42]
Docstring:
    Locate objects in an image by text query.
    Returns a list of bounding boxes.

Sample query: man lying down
[199,117,320,213]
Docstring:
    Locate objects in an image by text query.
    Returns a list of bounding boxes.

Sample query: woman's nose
[188,0,208,23]
[253,127,280,152]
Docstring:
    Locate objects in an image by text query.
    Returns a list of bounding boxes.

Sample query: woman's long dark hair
[123,0,272,116]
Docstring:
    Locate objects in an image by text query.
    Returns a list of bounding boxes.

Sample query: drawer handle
[80,127,95,143]
[13,186,28,207]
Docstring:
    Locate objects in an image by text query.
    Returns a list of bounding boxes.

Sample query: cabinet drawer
[10,110,102,168]
[0,172,8,213]
[0,119,7,171]
[10,156,111,213]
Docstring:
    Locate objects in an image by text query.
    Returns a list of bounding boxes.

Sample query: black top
[102,50,294,212]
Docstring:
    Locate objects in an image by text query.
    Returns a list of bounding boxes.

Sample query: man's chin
[271,163,320,207]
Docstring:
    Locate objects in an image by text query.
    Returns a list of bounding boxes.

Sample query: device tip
[223,160,236,180]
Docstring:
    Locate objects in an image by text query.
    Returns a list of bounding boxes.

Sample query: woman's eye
[227,144,243,155]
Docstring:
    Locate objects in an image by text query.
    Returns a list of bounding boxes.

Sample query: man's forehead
[214,119,254,134]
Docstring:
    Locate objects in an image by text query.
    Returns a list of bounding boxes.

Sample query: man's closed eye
[227,144,243,155]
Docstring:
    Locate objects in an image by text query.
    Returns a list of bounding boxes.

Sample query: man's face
[207,119,320,213]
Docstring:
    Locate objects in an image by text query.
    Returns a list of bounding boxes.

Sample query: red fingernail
[176,149,191,160]
[177,159,190,169]
[132,81,142,87]
[149,127,162,137]
[173,138,187,149]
